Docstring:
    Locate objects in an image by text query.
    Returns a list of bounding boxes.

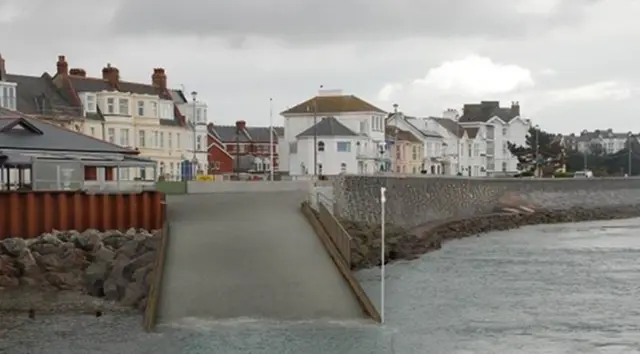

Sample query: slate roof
[5,73,88,119]
[430,117,464,138]
[463,127,479,139]
[296,116,358,138]
[458,101,519,123]
[385,126,421,143]
[0,108,137,154]
[282,95,385,115]
[207,123,283,143]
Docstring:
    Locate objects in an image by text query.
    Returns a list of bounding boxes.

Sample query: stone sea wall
[0,228,161,313]
[333,176,640,229]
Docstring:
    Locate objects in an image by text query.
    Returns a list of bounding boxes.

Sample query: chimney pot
[56,55,68,76]
[151,68,167,90]
[235,120,246,130]
[69,68,86,77]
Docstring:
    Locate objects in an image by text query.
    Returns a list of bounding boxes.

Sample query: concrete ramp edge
[143,220,171,331]
[300,201,381,323]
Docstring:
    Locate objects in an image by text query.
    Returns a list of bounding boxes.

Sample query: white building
[175,92,209,173]
[455,101,530,175]
[565,129,632,154]
[280,89,389,175]
[386,113,447,174]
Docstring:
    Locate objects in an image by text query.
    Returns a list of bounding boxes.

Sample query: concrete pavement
[157,190,363,322]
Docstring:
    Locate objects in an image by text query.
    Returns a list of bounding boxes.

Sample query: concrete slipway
[157,188,363,322]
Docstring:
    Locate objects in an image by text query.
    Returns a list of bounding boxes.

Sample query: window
[119,168,130,181]
[160,103,171,119]
[340,163,347,173]
[203,108,207,122]
[159,132,164,148]
[473,143,480,157]
[318,163,323,175]
[412,146,418,160]
[119,98,129,115]
[85,94,96,112]
[196,135,203,151]
[396,145,401,160]
[106,98,115,114]
[154,131,159,148]
[502,127,508,136]
[0,86,16,110]
[150,102,158,117]
[119,128,129,146]
[137,101,145,116]
[176,133,181,149]
[139,130,146,148]
[318,141,325,152]
[502,142,508,155]
[227,144,235,152]
[467,143,472,157]
[168,133,172,149]
[196,108,202,123]
[169,162,174,179]
[107,128,115,143]
[90,127,95,137]
[502,162,507,172]
[336,141,351,152]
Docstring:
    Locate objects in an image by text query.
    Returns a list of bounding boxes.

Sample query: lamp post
[534,124,540,177]
[628,132,633,176]
[392,103,399,173]
[191,91,198,178]
[269,98,274,181]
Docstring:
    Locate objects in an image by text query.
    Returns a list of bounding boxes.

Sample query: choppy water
[3,218,640,354]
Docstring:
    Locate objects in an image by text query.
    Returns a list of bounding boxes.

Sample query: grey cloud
[109,0,600,44]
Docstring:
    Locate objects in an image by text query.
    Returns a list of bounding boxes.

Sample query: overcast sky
[0,0,638,133]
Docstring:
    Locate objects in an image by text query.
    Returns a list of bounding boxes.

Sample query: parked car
[574,170,593,178]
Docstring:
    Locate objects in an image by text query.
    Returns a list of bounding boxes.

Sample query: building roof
[0,108,137,154]
[464,127,479,138]
[209,125,252,142]
[430,117,464,138]
[296,117,358,138]
[458,101,519,123]
[385,126,421,143]
[282,95,386,115]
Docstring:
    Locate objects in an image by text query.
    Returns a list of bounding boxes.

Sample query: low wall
[333,176,640,228]
[186,180,313,194]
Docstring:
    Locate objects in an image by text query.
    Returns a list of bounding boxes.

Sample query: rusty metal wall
[0,191,165,239]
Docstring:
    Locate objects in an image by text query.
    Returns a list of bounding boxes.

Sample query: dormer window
[0,85,16,110]
[160,102,172,119]
[150,101,158,117]
[85,94,96,113]
[106,97,115,114]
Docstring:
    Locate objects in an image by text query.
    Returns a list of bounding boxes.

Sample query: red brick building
[206,120,282,173]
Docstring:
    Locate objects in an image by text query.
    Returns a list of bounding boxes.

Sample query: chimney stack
[511,101,520,117]
[235,120,246,132]
[151,68,167,90]
[56,55,68,76]
[102,63,120,89]
[69,68,86,77]
[0,54,5,81]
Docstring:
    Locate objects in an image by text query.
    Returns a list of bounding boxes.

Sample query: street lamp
[535,124,540,177]
[628,132,633,176]
[392,103,399,173]
[191,91,198,177]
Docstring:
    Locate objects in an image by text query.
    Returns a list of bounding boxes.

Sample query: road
[157,190,363,322]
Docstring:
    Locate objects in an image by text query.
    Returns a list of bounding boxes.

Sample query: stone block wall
[332,176,640,228]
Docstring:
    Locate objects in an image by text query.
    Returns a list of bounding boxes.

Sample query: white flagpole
[269,98,274,181]
[380,186,386,324]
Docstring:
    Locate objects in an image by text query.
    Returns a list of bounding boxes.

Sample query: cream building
[50,56,195,180]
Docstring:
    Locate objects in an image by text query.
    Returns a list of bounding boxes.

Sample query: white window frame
[154,131,159,148]
[119,128,129,146]
[106,97,115,114]
[159,132,164,148]
[85,94,96,113]
[107,128,116,143]
[118,98,129,115]
[150,101,158,117]
[139,130,146,148]
[137,101,145,116]
[196,135,203,151]
[168,133,173,149]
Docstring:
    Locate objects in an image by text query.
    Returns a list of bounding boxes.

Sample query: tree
[508,126,565,173]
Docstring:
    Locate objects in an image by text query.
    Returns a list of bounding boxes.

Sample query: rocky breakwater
[343,205,640,270]
[0,228,161,313]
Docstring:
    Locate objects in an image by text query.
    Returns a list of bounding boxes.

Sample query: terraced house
[1,54,210,181]
[207,120,281,174]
